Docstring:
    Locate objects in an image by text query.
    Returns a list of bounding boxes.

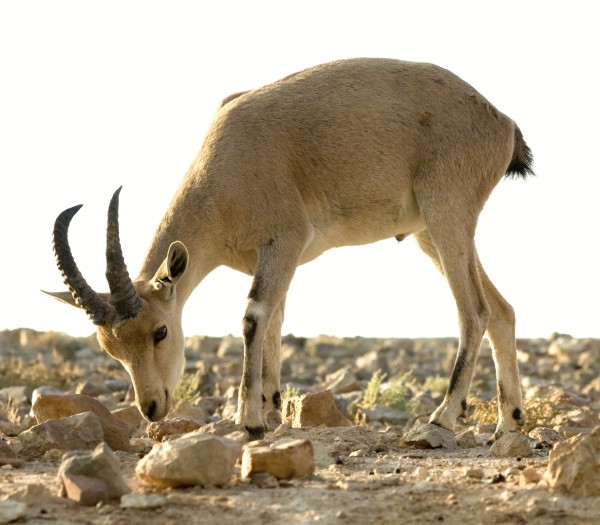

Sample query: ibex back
[47,58,533,438]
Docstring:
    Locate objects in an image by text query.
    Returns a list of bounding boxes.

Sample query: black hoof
[246,426,267,440]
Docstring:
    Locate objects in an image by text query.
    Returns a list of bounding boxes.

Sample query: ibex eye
[154,325,168,345]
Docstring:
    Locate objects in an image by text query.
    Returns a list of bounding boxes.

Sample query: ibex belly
[300,193,425,264]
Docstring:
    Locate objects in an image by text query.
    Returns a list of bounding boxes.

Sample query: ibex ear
[150,241,189,299]
[42,290,111,309]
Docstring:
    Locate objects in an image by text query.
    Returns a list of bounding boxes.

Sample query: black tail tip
[505,126,535,179]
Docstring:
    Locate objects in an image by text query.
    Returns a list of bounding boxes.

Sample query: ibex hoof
[245,425,268,440]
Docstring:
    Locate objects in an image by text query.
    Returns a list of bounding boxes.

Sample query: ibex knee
[243,303,267,347]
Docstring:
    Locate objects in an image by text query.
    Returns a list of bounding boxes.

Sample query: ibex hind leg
[237,238,306,439]
[477,258,524,434]
[414,227,490,432]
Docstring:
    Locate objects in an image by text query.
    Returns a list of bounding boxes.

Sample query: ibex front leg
[262,298,285,415]
[237,238,305,438]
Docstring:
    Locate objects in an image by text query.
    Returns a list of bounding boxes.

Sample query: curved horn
[52,204,116,326]
[105,187,141,319]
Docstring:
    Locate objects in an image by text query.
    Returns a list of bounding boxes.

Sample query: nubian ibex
[47,58,533,437]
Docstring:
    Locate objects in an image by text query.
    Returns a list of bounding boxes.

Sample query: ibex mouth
[141,389,171,422]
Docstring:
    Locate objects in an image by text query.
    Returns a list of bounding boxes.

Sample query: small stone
[111,406,145,433]
[282,390,351,428]
[198,419,246,437]
[147,417,202,441]
[57,442,130,500]
[413,466,428,480]
[75,375,112,397]
[456,429,477,448]
[241,438,315,480]
[3,482,53,505]
[520,468,542,484]
[167,402,209,425]
[0,439,16,459]
[404,423,457,450]
[120,493,167,509]
[249,471,279,488]
[354,406,410,427]
[0,457,23,468]
[0,386,31,406]
[62,472,109,506]
[0,500,27,524]
[528,427,562,446]
[224,430,251,444]
[489,431,533,458]
[463,467,484,480]
[136,432,241,488]
[324,367,361,394]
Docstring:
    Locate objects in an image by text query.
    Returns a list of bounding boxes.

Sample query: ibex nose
[145,400,158,421]
[140,389,170,422]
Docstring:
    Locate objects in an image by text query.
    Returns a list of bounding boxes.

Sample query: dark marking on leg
[447,351,467,395]
[261,394,266,405]
[243,315,257,347]
[461,399,468,414]
[248,275,263,301]
[272,391,281,410]
[241,370,253,392]
[512,407,523,421]
[497,382,507,405]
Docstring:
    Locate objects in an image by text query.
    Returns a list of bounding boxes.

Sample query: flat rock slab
[404,424,457,450]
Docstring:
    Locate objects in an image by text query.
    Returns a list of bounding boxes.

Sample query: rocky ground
[0,329,599,524]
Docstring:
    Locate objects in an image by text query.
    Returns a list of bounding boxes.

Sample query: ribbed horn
[105,187,141,320]
[52,204,116,326]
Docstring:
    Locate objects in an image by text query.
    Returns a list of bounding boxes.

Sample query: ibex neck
[137,183,219,305]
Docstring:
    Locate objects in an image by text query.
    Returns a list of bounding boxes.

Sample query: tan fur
[49,58,530,435]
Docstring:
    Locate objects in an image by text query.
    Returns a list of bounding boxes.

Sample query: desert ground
[1,329,599,525]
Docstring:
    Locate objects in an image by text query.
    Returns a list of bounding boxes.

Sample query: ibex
[47,58,533,438]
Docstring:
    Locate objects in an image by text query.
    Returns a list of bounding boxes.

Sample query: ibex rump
[47,58,533,437]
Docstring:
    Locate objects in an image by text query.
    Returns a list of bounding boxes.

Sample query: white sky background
[1,0,599,339]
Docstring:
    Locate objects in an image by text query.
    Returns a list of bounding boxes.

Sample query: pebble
[120,493,168,509]
[404,423,457,450]
[241,438,314,480]
[489,431,533,458]
[0,501,27,524]
[282,389,352,428]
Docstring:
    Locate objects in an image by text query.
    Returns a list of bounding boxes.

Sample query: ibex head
[46,187,189,421]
